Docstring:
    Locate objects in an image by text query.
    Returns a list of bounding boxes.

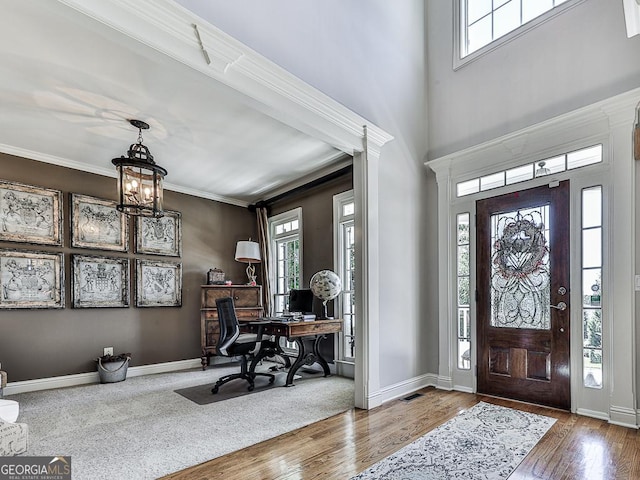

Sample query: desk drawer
[291,321,343,336]
[203,308,263,321]
[202,286,261,308]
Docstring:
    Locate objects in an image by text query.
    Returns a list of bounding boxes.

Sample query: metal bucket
[97,357,130,383]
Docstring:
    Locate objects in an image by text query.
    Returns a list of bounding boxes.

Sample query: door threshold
[477,392,570,413]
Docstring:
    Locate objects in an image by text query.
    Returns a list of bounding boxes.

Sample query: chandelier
[112,119,167,217]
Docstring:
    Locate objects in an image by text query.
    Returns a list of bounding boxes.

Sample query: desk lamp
[235,240,261,285]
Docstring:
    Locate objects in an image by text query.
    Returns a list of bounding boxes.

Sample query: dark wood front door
[476,181,570,410]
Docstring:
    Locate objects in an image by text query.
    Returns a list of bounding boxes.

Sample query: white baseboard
[374,373,439,404]
[609,405,639,429]
[4,358,202,396]
[435,375,453,391]
[576,408,609,422]
[453,385,474,394]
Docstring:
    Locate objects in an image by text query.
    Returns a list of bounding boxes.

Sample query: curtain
[256,207,272,316]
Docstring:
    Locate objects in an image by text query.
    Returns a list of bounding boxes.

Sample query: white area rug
[10,365,354,480]
[351,401,556,480]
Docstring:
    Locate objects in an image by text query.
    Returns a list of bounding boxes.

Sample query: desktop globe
[309,269,342,319]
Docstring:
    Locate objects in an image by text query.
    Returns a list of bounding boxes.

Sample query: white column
[605,105,638,428]
[353,136,381,409]
[432,165,454,390]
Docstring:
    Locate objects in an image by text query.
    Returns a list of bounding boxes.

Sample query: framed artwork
[135,259,182,307]
[135,210,181,257]
[71,194,129,251]
[0,180,63,246]
[0,249,64,309]
[72,255,129,308]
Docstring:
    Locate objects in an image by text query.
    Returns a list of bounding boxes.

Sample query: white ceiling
[0,1,349,207]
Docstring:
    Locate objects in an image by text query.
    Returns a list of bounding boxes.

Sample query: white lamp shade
[235,240,261,263]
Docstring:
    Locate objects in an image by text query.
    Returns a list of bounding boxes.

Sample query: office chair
[211,297,276,393]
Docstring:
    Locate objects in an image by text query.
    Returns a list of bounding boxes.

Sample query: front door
[476,181,570,410]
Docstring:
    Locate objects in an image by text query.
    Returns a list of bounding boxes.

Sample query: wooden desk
[242,319,342,387]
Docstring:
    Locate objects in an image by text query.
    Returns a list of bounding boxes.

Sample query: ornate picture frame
[0,180,63,246]
[70,194,129,252]
[135,210,181,257]
[135,259,182,307]
[0,249,64,309]
[72,255,130,308]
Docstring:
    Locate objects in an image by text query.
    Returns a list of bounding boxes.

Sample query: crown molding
[56,0,393,155]
[426,86,640,179]
[0,143,250,208]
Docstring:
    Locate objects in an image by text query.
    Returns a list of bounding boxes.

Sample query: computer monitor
[288,289,314,314]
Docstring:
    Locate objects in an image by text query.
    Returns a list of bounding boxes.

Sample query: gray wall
[426,0,640,159]
[270,172,354,360]
[270,174,352,290]
[426,0,640,406]
[177,0,435,387]
[0,152,256,382]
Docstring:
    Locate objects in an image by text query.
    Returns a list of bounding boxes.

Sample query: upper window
[456,0,578,67]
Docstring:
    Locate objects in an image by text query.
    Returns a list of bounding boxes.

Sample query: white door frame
[427,87,639,428]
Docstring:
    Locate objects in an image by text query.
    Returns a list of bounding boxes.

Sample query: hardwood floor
[162,387,640,480]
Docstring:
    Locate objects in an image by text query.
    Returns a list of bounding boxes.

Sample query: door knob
[550,302,567,311]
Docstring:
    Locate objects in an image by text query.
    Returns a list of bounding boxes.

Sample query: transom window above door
[456,144,602,197]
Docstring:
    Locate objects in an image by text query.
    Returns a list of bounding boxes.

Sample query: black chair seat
[211,297,275,394]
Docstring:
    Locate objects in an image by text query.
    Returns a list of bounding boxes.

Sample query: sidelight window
[457,213,471,369]
[581,186,602,389]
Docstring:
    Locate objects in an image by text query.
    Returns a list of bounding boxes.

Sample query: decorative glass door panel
[491,206,550,330]
[477,181,570,410]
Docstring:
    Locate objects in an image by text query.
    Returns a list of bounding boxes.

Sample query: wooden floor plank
[162,388,640,480]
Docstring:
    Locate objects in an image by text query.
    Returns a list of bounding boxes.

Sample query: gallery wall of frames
[0,179,183,310]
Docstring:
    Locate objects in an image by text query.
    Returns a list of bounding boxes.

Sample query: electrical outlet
[103,347,114,356]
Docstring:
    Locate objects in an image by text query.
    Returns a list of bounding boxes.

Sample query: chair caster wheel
[211,386,219,394]
[248,384,255,391]
[269,377,275,384]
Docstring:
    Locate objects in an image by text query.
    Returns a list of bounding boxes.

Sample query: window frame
[333,190,356,366]
[453,0,586,70]
[268,207,303,316]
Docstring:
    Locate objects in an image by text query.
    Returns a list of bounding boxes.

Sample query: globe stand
[318,300,333,320]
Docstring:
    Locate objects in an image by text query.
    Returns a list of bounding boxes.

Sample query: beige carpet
[10,363,355,480]
[175,368,319,405]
